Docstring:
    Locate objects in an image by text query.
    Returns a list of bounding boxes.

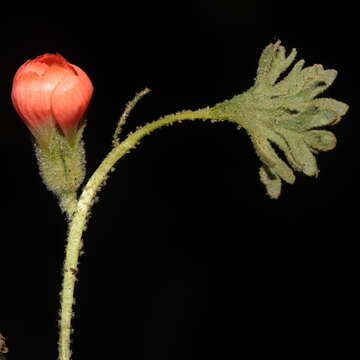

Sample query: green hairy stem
[55,41,348,360]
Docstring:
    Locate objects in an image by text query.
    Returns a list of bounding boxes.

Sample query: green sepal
[35,123,86,213]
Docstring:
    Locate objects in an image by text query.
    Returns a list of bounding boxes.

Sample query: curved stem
[58,106,214,360]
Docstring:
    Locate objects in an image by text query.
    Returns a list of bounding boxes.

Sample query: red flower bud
[11,53,93,144]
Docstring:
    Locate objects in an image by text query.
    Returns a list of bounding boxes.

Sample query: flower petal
[35,53,75,73]
[11,70,53,129]
[51,70,93,137]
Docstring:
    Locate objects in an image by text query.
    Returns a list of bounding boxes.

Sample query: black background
[0,3,357,360]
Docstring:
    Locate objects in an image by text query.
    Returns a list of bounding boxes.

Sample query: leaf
[259,165,282,199]
[256,40,298,87]
[211,41,349,198]
[303,130,337,152]
[275,127,319,177]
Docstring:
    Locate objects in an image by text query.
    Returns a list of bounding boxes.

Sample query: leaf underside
[216,40,349,199]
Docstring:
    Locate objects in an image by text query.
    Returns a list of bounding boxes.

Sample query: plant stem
[58,106,214,360]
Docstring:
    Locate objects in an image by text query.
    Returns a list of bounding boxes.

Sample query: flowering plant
[8,41,348,360]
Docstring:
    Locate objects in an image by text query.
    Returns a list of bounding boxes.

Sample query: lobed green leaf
[211,40,349,198]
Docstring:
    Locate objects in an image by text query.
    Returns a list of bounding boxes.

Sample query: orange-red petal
[51,67,93,136]
[12,53,93,143]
